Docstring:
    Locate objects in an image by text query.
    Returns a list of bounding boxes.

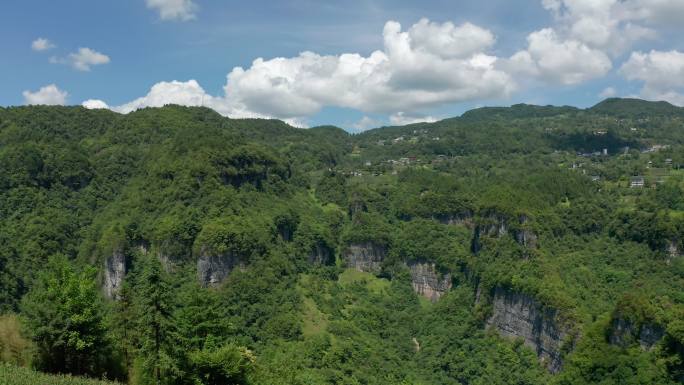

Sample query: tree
[21,255,110,376]
[189,344,255,385]
[133,254,178,385]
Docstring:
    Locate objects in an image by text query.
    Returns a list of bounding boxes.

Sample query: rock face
[667,239,681,262]
[609,318,664,350]
[437,211,474,227]
[343,242,386,273]
[104,249,126,299]
[487,288,573,373]
[408,262,451,302]
[514,215,538,249]
[514,229,538,249]
[472,214,538,253]
[472,213,509,253]
[197,252,243,287]
[308,242,334,265]
[479,214,509,237]
[639,324,665,349]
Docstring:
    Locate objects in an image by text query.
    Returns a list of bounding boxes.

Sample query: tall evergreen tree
[133,254,178,385]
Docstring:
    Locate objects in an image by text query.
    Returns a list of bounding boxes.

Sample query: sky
[2,0,684,131]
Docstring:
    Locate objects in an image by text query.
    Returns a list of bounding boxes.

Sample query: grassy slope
[0,364,120,385]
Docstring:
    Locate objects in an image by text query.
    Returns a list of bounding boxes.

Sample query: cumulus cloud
[87,19,515,122]
[622,0,684,26]
[79,3,684,125]
[389,112,437,126]
[350,116,382,132]
[620,50,684,105]
[51,47,110,71]
[114,80,211,113]
[23,84,68,105]
[406,19,495,59]
[69,48,110,71]
[82,99,110,109]
[504,0,676,86]
[31,38,55,51]
[507,28,612,85]
[599,87,617,98]
[146,0,197,21]
[541,0,656,55]
[224,19,513,117]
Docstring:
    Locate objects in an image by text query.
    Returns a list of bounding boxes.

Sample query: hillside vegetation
[0,99,682,384]
[0,364,120,385]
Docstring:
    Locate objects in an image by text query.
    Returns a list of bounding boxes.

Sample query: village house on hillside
[630,176,645,188]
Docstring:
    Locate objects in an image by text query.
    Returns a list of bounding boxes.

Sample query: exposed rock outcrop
[471,213,509,253]
[308,242,334,265]
[479,213,509,237]
[514,229,538,249]
[514,216,538,249]
[608,318,664,350]
[104,249,126,299]
[667,239,681,262]
[408,262,451,302]
[348,200,368,217]
[436,211,474,227]
[343,242,386,273]
[639,324,665,349]
[197,251,244,287]
[487,288,574,373]
[472,214,538,253]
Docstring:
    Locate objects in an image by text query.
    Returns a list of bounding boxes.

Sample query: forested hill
[0,99,683,385]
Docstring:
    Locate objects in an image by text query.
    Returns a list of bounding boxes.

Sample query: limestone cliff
[308,242,334,265]
[608,318,664,350]
[667,239,681,262]
[472,214,538,253]
[487,288,574,373]
[104,249,126,299]
[436,211,474,227]
[479,213,509,237]
[514,215,538,249]
[343,242,386,273]
[197,251,244,287]
[408,262,451,301]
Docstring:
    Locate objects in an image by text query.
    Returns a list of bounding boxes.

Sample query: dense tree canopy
[0,100,683,384]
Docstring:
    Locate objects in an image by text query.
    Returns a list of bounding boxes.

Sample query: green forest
[0,98,682,384]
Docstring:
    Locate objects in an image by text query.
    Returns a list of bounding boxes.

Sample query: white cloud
[89,19,515,123]
[389,112,438,126]
[352,116,381,132]
[507,28,612,85]
[221,20,514,118]
[31,38,55,51]
[51,47,110,71]
[146,0,197,21]
[512,0,684,99]
[540,0,656,55]
[90,79,306,126]
[113,80,210,113]
[407,19,495,59]
[620,50,684,106]
[622,0,684,26]
[82,99,109,109]
[69,48,110,71]
[80,5,684,124]
[599,87,617,98]
[23,84,68,105]
[502,0,681,86]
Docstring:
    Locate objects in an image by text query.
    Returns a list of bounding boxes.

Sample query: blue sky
[2,0,684,131]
